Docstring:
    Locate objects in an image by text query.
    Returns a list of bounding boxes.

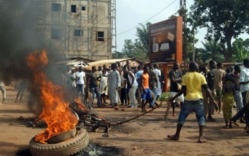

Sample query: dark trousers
[90,87,102,107]
[120,88,128,105]
[232,91,249,126]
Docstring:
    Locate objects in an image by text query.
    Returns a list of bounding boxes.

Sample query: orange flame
[73,98,89,112]
[27,50,78,143]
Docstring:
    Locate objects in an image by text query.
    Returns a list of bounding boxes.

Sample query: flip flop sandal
[167,135,179,141]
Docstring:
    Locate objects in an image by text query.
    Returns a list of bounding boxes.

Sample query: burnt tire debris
[29,129,89,156]
[27,100,160,137]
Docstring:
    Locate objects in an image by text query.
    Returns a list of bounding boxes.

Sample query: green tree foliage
[112,23,149,61]
[112,39,133,59]
[191,0,249,61]
[112,51,125,59]
[112,39,147,60]
[121,39,147,60]
[199,40,224,63]
[132,39,147,60]
[122,39,134,58]
[136,23,151,57]
[232,38,249,62]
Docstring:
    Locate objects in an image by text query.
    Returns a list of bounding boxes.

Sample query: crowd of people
[65,62,164,111]
[63,58,249,143]
[0,78,28,104]
[167,59,249,143]
[0,57,247,156]
[1,58,248,143]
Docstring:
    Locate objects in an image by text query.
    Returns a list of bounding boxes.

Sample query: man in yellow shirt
[167,62,217,143]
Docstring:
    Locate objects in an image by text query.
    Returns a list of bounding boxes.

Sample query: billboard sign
[149,16,183,63]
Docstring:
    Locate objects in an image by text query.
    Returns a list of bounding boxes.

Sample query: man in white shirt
[153,64,162,101]
[231,58,249,129]
[123,65,138,108]
[75,66,86,98]
[240,59,249,106]
[108,63,121,107]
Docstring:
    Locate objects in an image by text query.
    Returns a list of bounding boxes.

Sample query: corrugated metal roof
[85,58,140,70]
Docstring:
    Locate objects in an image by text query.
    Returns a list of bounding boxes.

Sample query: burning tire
[29,128,89,156]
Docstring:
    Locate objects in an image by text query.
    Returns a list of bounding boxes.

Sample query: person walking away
[169,62,184,116]
[222,68,235,128]
[108,63,121,107]
[167,62,218,143]
[88,66,102,109]
[15,79,28,103]
[0,80,6,103]
[213,62,226,114]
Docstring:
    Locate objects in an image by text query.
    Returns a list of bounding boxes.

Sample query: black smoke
[0,0,65,81]
[0,1,66,114]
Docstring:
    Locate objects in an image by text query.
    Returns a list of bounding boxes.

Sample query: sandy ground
[0,86,249,156]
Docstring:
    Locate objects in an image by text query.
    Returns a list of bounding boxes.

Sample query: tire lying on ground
[29,129,89,156]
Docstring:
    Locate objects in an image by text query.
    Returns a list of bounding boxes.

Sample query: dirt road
[0,86,249,156]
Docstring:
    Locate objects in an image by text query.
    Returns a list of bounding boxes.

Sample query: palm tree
[136,22,151,58]
[232,38,249,62]
[199,40,224,63]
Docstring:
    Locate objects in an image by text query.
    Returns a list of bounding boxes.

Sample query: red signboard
[149,16,183,63]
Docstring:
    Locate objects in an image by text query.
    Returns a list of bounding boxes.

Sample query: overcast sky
[116,0,195,52]
[115,0,248,52]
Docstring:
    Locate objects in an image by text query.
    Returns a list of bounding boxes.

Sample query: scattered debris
[114,106,119,110]
[70,100,111,134]
[26,98,159,136]
[17,116,24,120]
[102,133,109,137]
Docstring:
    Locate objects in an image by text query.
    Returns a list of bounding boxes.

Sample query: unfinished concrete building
[30,0,116,60]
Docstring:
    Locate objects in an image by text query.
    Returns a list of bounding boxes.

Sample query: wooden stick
[110,107,158,126]
[164,100,171,120]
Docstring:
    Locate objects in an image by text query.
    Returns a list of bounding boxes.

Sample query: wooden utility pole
[180,0,186,9]
[180,0,187,63]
